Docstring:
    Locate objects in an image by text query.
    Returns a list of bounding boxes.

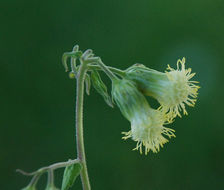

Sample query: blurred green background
[1,0,224,189]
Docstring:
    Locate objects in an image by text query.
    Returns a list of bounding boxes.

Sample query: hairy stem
[76,60,91,190]
[16,159,80,176]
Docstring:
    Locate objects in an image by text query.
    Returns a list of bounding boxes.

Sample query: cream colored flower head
[126,57,200,121]
[112,79,175,154]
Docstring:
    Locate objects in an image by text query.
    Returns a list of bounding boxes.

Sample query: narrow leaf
[61,162,82,190]
[91,70,113,107]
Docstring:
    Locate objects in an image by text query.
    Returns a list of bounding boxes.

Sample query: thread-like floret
[122,108,175,154]
[162,58,200,118]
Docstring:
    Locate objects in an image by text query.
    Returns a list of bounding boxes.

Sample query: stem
[47,170,54,186]
[76,60,91,190]
[88,65,125,77]
[16,159,80,176]
[96,59,119,80]
[30,174,40,186]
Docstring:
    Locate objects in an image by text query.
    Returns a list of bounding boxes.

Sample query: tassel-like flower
[126,58,200,120]
[112,79,175,154]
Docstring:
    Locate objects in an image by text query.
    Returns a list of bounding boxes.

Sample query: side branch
[16,159,80,176]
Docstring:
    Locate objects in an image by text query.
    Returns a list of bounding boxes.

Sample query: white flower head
[126,57,200,120]
[122,108,175,154]
[112,79,175,154]
[163,58,200,118]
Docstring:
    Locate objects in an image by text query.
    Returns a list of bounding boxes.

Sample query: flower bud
[126,58,200,120]
[69,71,76,79]
[112,79,175,154]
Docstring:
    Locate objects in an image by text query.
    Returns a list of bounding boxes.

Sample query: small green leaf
[91,70,113,107]
[61,162,82,190]
[85,74,91,95]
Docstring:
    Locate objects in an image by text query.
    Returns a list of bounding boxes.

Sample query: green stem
[96,59,119,80]
[28,173,42,187]
[88,65,125,77]
[16,159,80,176]
[76,60,91,190]
[47,170,54,186]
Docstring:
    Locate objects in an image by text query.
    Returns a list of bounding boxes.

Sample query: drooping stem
[75,60,91,190]
[88,65,125,77]
[96,59,119,80]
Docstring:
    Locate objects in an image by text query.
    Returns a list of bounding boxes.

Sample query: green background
[1,0,224,189]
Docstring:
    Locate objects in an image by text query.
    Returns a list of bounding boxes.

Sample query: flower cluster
[112,58,199,154]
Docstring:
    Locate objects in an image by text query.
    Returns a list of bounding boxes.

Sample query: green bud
[69,71,76,79]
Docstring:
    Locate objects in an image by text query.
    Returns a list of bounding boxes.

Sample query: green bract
[112,79,149,121]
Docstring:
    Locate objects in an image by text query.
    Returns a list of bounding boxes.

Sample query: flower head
[126,58,200,120]
[112,79,175,154]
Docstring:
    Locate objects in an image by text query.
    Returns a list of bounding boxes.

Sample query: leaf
[85,74,91,95]
[61,162,82,190]
[91,70,113,107]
